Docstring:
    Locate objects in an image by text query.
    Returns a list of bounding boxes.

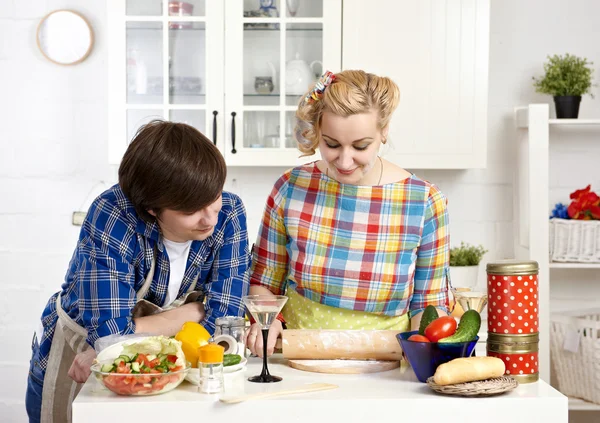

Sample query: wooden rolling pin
[281,330,403,361]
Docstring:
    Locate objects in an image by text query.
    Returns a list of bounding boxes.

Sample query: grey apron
[40,254,204,423]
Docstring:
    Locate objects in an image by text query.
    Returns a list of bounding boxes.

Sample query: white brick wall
[2,1,600,421]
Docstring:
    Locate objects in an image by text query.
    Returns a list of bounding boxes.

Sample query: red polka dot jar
[486,260,539,335]
[486,260,539,383]
[487,332,539,383]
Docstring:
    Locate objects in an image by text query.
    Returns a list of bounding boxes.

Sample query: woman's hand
[68,348,97,383]
[244,320,283,358]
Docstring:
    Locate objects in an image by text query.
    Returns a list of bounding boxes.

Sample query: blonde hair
[295,70,400,156]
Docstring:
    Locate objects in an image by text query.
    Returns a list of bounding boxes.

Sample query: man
[26,121,250,422]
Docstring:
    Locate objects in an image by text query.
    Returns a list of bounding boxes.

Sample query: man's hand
[244,320,283,358]
[68,348,97,383]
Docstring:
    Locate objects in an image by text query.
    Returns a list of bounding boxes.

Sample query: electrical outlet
[72,211,87,226]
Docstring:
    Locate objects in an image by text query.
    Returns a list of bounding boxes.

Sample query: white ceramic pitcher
[286,53,322,95]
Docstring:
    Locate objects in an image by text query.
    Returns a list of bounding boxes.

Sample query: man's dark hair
[119,120,227,222]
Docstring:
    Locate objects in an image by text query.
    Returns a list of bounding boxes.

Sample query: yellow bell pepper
[175,322,211,368]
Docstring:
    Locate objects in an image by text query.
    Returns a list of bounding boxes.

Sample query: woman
[246,70,450,356]
[26,121,250,423]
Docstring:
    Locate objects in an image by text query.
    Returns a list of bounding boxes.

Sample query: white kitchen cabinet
[342,0,490,169]
[107,0,341,166]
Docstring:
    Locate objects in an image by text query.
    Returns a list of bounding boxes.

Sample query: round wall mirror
[37,10,94,66]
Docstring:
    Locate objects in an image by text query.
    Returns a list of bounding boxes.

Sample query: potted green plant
[532,53,595,119]
[449,242,488,289]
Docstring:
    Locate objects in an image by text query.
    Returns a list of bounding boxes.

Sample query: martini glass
[451,287,488,314]
[450,288,487,357]
[243,295,288,383]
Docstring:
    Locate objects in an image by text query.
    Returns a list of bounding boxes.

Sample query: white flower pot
[449,265,480,289]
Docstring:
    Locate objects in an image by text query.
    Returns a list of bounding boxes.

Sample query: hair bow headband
[304,71,336,104]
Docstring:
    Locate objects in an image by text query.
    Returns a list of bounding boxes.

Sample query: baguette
[433,356,506,386]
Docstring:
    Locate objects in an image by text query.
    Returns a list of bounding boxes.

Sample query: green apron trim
[282,287,410,331]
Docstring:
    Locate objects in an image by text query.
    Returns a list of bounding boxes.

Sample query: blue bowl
[397,331,478,383]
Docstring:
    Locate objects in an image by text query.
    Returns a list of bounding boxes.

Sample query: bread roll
[433,357,506,385]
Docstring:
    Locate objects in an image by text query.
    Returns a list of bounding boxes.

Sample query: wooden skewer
[219,383,338,404]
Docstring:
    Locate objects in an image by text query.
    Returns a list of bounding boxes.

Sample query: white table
[73,356,568,423]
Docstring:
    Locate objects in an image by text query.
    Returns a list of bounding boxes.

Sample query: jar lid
[486,260,539,275]
[198,343,224,364]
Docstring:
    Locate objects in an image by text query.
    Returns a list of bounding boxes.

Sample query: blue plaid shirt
[36,185,250,373]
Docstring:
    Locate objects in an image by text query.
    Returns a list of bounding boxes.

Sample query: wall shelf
[550,262,600,269]
[569,397,600,411]
[515,103,600,400]
[549,119,600,126]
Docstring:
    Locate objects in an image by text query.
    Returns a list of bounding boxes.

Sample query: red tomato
[148,358,161,368]
[408,334,431,342]
[152,376,170,391]
[116,362,130,374]
[167,354,178,363]
[135,353,149,366]
[424,316,457,342]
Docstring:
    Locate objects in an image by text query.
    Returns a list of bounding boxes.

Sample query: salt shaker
[197,343,225,394]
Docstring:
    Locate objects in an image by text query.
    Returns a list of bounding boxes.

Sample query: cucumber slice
[131,362,141,372]
[101,363,115,373]
[118,354,131,363]
[113,357,125,366]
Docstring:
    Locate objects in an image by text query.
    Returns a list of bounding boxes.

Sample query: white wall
[1,0,600,421]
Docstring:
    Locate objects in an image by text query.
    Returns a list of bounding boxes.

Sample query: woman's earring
[382,137,387,144]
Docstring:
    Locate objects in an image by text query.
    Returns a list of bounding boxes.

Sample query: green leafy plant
[532,54,595,97]
[449,242,488,266]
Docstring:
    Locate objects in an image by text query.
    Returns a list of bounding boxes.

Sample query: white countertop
[73,356,568,423]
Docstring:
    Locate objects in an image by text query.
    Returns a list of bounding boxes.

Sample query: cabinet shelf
[549,119,600,126]
[243,26,322,31]
[569,397,600,410]
[550,262,600,269]
[128,26,323,32]
[244,93,303,97]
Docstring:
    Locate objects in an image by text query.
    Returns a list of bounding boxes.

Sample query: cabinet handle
[212,110,218,145]
[231,112,237,154]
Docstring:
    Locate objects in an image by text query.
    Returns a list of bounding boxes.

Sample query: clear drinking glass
[242,295,288,383]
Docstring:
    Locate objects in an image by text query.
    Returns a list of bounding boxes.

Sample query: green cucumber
[223,354,242,367]
[438,310,481,343]
[418,305,439,336]
[113,357,125,366]
[131,362,141,372]
[101,363,115,373]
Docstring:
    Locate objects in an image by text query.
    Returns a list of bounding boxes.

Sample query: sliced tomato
[408,334,431,342]
[151,376,170,391]
[135,353,148,365]
[116,362,130,374]
[167,354,178,363]
[137,375,152,384]
[147,358,161,368]
[424,316,458,342]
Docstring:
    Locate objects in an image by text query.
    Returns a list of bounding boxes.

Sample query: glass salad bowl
[91,353,190,396]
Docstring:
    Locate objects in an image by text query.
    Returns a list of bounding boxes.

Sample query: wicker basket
[549,219,600,263]
[550,310,600,405]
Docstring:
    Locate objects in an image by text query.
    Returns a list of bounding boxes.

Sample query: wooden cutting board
[288,359,400,374]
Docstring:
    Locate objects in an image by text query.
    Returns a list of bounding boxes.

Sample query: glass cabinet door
[224,0,341,166]
[108,0,223,164]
